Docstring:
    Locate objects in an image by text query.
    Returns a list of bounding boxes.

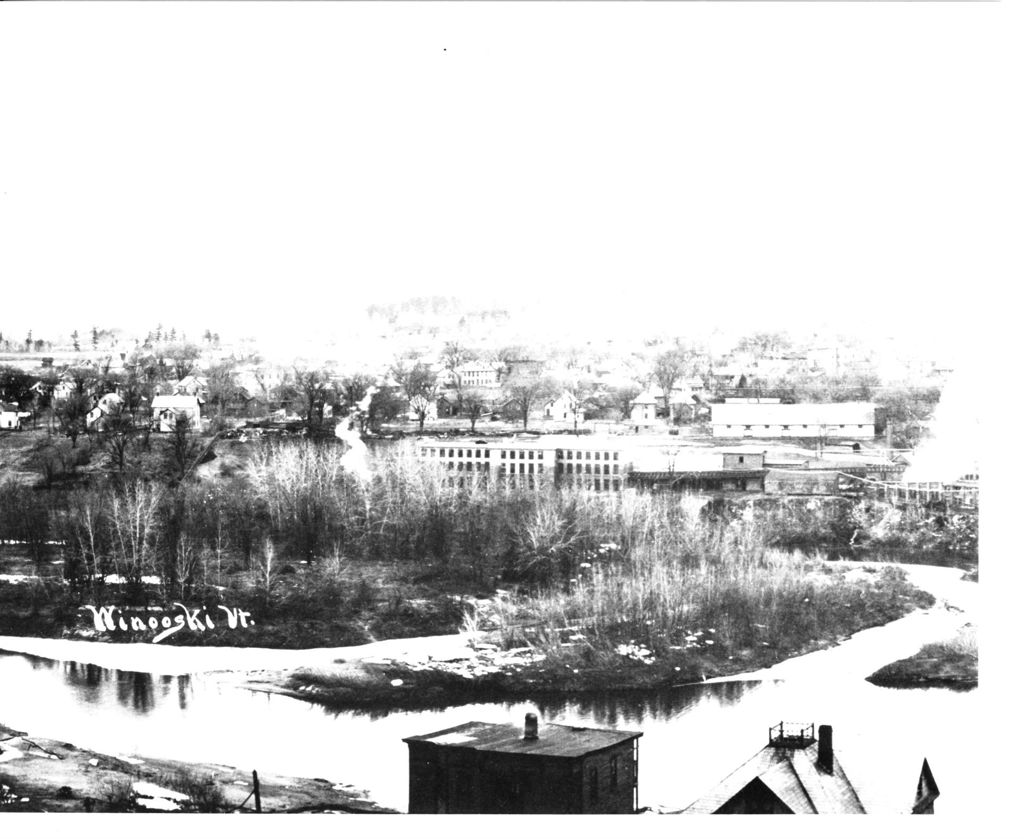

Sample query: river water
[0,625,979,815]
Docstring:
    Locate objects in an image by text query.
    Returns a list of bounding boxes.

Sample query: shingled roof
[682,723,866,814]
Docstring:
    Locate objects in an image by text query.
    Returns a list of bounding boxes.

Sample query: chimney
[523,713,539,741]
[817,724,833,774]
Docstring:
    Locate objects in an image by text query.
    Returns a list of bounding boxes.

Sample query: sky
[0,5,1010,366]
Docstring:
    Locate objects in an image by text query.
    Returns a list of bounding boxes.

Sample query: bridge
[840,473,979,509]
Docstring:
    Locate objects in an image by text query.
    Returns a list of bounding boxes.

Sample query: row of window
[419,447,622,461]
[727,424,872,431]
[558,463,619,475]
[558,450,619,461]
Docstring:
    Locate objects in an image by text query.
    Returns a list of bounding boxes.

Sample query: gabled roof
[151,395,201,410]
[683,737,866,814]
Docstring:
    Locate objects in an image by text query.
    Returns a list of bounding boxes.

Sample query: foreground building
[682,722,938,815]
[404,714,642,814]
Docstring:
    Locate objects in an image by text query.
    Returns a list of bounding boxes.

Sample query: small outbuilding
[0,402,22,430]
[403,713,642,814]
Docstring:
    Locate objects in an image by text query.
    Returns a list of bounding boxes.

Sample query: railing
[768,721,816,748]
[845,474,980,508]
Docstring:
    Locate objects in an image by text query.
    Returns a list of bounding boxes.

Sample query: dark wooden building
[403,713,642,814]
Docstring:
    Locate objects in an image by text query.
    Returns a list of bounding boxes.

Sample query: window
[528,463,534,474]
[604,452,610,461]
[613,465,619,474]
[458,449,463,458]
[528,451,534,460]
[519,451,525,460]
[610,756,619,791]
[501,450,506,459]
[585,452,591,460]
[603,464,609,475]
[613,452,620,461]
[738,456,744,464]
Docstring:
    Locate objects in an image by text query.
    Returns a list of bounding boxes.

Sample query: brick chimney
[524,713,539,740]
[817,724,833,774]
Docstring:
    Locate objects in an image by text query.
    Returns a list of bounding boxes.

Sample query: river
[0,564,979,815]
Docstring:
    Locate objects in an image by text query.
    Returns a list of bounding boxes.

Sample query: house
[173,374,208,402]
[629,390,659,424]
[453,361,503,389]
[681,722,938,815]
[86,392,125,429]
[403,713,641,814]
[630,380,705,424]
[0,402,22,430]
[543,390,578,422]
[51,378,78,402]
[151,394,202,432]
[710,402,878,439]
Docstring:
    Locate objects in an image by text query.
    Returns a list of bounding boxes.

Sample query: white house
[711,402,878,438]
[1,403,22,430]
[174,374,209,401]
[151,394,202,432]
[543,391,578,422]
[453,362,503,389]
[86,392,125,429]
[629,390,660,424]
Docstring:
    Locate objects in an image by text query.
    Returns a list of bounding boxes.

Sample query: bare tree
[165,342,202,381]
[502,372,557,429]
[392,361,437,432]
[107,480,163,597]
[461,388,492,433]
[440,341,476,410]
[100,408,139,475]
[165,414,204,482]
[55,394,92,448]
[652,344,700,424]
[292,366,334,429]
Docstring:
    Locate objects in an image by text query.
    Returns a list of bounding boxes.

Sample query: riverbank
[0,722,394,813]
[274,562,947,711]
[866,624,977,690]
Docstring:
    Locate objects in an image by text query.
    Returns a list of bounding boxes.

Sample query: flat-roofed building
[417,436,627,491]
[404,713,642,814]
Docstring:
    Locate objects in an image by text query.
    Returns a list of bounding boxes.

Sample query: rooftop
[403,720,641,758]
[683,723,866,814]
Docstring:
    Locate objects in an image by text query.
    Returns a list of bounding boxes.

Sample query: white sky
[0,5,1011,364]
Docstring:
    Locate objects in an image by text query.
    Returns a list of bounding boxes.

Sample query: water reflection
[0,650,982,815]
[11,653,193,715]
